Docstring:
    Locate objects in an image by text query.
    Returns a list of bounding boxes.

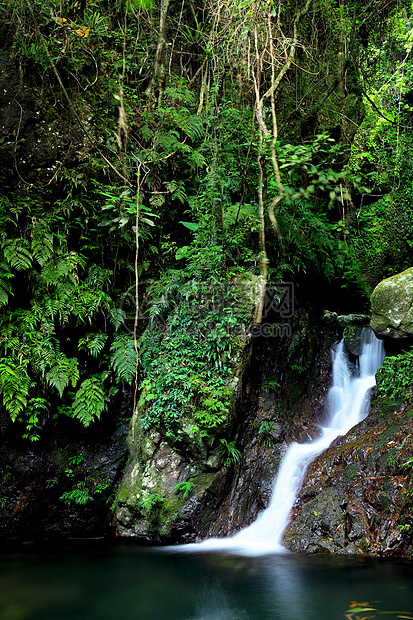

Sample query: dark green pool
[1,540,413,619]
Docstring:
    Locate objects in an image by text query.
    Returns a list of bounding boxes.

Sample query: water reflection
[185,580,251,620]
[0,541,413,619]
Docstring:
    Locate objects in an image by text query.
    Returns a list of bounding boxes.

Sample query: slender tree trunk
[146,0,171,102]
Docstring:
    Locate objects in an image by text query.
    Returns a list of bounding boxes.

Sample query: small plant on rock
[174,480,193,499]
[220,438,241,466]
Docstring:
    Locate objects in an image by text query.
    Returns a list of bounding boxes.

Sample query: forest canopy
[0,0,412,440]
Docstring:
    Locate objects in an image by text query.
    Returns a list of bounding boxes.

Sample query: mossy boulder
[343,325,365,356]
[370,267,413,340]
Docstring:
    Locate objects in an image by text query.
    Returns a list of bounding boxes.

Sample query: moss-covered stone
[343,326,364,356]
[114,276,262,541]
[370,267,413,339]
[337,314,370,327]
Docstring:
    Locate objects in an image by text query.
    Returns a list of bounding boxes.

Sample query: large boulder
[370,267,413,340]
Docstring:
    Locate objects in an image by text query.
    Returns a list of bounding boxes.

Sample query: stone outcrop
[371,267,413,340]
[337,313,370,327]
[343,325,366,357]
[114,276,263,541]
[115,303,337,543]
[283,394,413,558]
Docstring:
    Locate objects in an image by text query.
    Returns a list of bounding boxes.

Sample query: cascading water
[179,327,385,556]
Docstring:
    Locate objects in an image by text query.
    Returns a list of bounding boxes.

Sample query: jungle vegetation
[0,0,412,441]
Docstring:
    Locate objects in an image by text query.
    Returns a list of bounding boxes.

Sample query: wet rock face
[370,267,413,340]
[197,329,336,541]
[0,414,128,538]
[0,31,94,185]
[283,397,413,558]
[343,326,363,357]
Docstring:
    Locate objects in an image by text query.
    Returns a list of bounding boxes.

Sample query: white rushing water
[178,327,385,556]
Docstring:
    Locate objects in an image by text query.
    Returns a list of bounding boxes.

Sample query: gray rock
[337,314,370,327]
[370,267,413,339]
[343,325,364,356]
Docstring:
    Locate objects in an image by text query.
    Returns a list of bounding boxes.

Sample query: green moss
[345,463,360,480]
[371,268,413,337]
[378,424,400,446]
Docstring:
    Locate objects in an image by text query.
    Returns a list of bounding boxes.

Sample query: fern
[72,287,112,323]
[185,114,205,140]
[31,218,53,266]
[0,262,13,307]
[2,239,32,270]
[0,359,30,421]
[84,264,111,291]
[0,323,20,355]
[110,334,137,384]
[72,376,106,427]
[33,297,62,322]
[41,251,85,287]
[31,337,60,376]
[46,354,79,397]
[78,332,108,357]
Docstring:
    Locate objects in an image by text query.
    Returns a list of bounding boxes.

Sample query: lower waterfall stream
[180,327,385,556]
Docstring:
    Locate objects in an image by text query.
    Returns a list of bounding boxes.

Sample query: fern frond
[72,287,111,323]
[72,377,106,427]
[32,219,53,266]
[41,251,85,287]
[85,264,111,291]
[78,332,108,357]
[46,354,79,397]
[0,262,13,307]
[110,334,137,384]
[33,297,62,321]
[31,336,60,375]
[186,115,205,140]
[109,307,127,330]
[2,239,32,270]
[189,150,206,168]
[0,359,30,421]
[0,323,19,355]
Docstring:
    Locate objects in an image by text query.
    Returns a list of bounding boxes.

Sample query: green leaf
[72,377,106,427]
[110,335,137,384]
[0,262,13,308]
[2,239,33,270]
[31,219,53,266]
[46,355,79,397]
[179,221,200,231]
[175,245,190,259]
[0,359,30,421]
[78,332,108,357]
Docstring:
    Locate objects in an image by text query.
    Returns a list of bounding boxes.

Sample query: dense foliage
[0,0,411,441]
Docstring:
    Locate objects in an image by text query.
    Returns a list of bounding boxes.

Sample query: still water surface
[1,540,413,620]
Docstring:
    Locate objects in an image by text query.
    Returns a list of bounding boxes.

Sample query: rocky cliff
[283,389,413,558]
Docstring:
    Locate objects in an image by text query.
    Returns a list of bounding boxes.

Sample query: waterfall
[179,327,385,556]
